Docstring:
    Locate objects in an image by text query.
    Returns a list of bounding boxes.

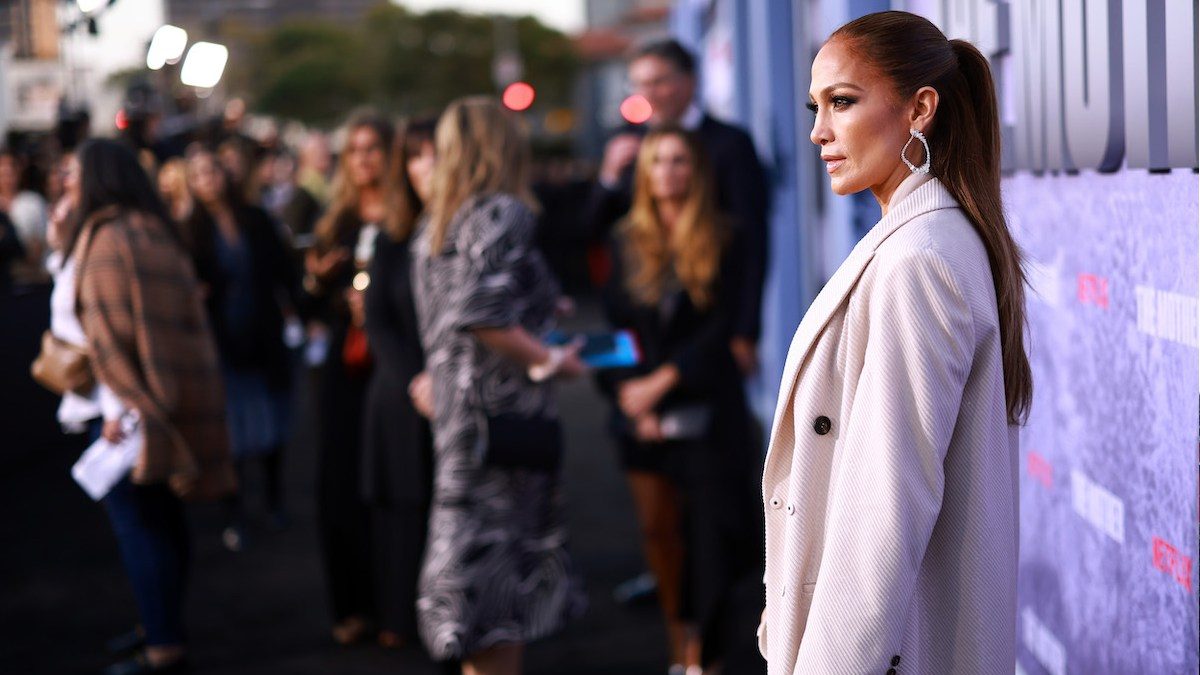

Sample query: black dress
[361,228,433,640]
[306,212,376,624]
[600,226,764,666]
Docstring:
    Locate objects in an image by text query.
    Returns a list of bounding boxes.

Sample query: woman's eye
[831,96,855,110]
[805,101,818,114]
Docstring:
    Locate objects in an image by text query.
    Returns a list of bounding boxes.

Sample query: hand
[618,366,677,419]
[47,196,74,252]
[599,134,642,185]
[555,342,588,380]
[345,287,366,327]
[633,413,664,443]
[408,371,434,419]
[305,247,349,281]
[101,418,125,443]
[730,336,759,376]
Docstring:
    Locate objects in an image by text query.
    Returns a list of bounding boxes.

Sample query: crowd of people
[11,37,772,675]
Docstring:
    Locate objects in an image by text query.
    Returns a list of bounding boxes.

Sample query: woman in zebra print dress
[410,97,587,674]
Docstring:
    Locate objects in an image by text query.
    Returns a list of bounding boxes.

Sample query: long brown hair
[387,116,437,242]
[426,97,539,254]
[313,109,401,250]
[831,10,1031,424]
[621,126,723,309]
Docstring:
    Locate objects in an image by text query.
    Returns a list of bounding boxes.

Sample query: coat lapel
[766,177,960,451]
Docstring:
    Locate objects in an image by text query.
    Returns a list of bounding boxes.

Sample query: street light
[180,42,228,89]
[147,25,188,70]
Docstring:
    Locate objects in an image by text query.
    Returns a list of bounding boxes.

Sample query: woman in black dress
[184,147,298,550]
[304,109,403,645]
[360,117,437,650]
[602,126,762,674]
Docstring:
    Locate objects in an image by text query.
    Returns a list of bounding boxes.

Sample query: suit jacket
[759,175,1018,674]
[584,113,770,341]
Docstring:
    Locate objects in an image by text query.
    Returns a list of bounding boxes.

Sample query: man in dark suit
[586,38,770,376]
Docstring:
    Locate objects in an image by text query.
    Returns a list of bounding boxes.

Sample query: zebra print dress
[410,192,586,660]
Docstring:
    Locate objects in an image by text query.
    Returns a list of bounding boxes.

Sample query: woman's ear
[910,85,939,133]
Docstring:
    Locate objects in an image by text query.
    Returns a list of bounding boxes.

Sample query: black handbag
[484,412,564,472]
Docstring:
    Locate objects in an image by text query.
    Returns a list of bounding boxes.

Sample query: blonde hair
[157,157,191,222]
[426,97,538,254]
[314,109,402,250]
[621,127,723,309]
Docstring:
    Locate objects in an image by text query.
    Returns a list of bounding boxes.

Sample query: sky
[394,0,586,34]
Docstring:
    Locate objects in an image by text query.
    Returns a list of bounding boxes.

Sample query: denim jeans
[96,421,191,646]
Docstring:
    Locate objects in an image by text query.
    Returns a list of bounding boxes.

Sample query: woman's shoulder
[457,192,535,242]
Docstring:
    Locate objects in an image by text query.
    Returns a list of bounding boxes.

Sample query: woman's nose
[810,115,831,146]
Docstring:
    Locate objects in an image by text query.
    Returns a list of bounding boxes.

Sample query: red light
[620,94,653,124]
[115,108,128,131]
[502,82,536,111]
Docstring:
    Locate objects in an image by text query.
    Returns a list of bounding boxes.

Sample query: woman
[157,158,192,223]
[71,138,235,674]
[411,97,587,674]
[305,109,402,645]
[759,11,1030,674]
[360,116,437,650]
[0,148,49,275]
[184,147,297,550]
[603,127,762,675]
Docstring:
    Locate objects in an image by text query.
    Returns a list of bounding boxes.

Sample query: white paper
[71,417,143,501]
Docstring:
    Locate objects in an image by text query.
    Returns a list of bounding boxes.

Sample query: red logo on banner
[1077,274,1110,309]
[1151,537,1194,592]
[1027,451,1053,488]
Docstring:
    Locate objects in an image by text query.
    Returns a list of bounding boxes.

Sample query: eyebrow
[807,82,865,100]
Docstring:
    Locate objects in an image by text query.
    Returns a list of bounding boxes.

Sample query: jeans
[96,418,191,647]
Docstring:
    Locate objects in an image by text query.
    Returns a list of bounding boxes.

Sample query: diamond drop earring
[901,128,931,174]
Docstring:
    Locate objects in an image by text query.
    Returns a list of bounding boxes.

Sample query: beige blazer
[759,174,1019,675]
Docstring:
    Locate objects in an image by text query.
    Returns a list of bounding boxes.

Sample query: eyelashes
[806,96,857,113]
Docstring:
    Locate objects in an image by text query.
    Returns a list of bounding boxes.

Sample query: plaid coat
[74,207,235,500]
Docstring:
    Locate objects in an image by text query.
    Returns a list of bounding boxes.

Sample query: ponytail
[940,39,1032,425]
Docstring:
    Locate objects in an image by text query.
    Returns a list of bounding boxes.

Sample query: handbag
[484,412,564,472]
[30,330,95,396]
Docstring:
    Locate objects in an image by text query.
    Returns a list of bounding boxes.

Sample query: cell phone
[545,329,641,369]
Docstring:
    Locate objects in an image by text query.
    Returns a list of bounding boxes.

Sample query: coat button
[891,655,901,666]
[813,416,832,435]
[886,670,896,675]
[769,497,782,509]
[786,503,795,515]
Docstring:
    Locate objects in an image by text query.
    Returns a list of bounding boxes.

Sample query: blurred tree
[229,22,372,127]
[225,4,579,128]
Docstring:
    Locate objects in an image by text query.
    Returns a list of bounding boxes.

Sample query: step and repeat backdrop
[920,2,1198,672]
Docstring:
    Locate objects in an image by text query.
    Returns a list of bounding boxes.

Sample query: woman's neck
[656,198,685,233]
[358,184,383,222]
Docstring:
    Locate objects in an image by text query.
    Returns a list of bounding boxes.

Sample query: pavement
[2,285,769,674]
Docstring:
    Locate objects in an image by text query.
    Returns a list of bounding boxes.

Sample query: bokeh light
[620,94,653,124]
[502,82,536,112]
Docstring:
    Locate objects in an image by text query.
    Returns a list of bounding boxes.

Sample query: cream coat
[759,174,1019,675]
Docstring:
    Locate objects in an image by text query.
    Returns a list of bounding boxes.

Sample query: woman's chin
[828,177,856,196]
